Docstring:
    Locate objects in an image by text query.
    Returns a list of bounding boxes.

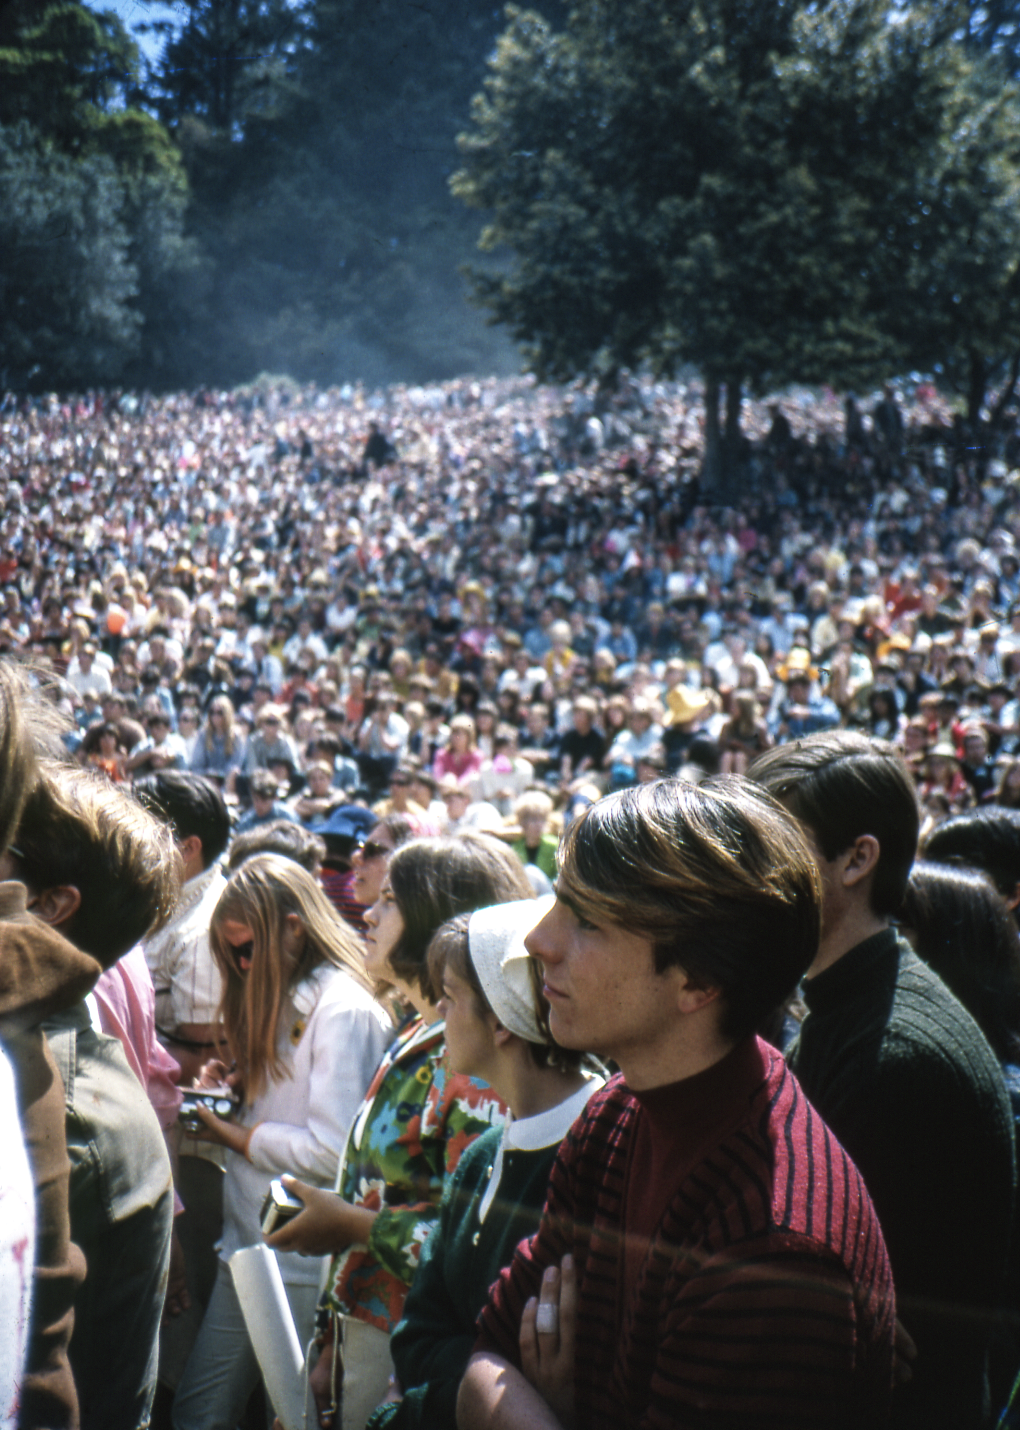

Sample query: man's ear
[674,970,722,1016]
[177,833,204,872]
[840,835,880,889]
[30,885,82,929]
[491,1020,513,1048]
[1004,880,1020,913]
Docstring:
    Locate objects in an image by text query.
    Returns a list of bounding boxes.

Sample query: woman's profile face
[352,824,395,906]
[437,964,494,1078]
[364,877,405,984]
[220,917,256,974]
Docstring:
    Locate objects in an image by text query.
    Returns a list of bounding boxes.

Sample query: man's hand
[309,1332,337,1428]
[894,1316,917,1386]
[190,1102,252,1155]
[519,1255,576,1430]
[263,1176,376,1255]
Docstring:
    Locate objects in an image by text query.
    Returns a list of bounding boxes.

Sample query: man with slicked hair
[459,778,895,1430]
[752,731,1015,1430]
[135,770,233,1398]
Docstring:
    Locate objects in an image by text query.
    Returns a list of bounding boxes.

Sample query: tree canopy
[453,0,1020,453]
[0,0,202,389]
[2,0,1020,404]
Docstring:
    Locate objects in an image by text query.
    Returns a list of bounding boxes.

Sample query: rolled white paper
[229,1244,306,1430]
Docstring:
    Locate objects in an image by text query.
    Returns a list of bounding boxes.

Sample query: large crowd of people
[2,367,1020,1429]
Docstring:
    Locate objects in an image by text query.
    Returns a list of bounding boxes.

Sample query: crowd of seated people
[2,368,1020,1427]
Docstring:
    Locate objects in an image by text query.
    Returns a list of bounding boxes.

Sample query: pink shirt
[433,746,483,782]
[93,945,183,1133]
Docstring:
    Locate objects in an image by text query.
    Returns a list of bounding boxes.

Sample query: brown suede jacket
[0,881,102,1430]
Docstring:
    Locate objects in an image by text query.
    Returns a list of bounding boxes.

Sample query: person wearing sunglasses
[350,814,421,909]
[264,834,532,1430]
[171,854,392,1430]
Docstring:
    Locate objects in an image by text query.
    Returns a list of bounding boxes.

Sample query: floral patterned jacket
[321,1015,507,1332]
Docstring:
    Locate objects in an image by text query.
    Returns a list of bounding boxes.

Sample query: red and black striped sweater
[475,1036,895,1428]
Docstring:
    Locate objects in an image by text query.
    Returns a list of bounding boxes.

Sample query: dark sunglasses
[357,840,392,860]
[229,939,255,969]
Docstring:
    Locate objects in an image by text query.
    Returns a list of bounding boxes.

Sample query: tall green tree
[453,0,1020,478]
[0,0,203,389]
[0,121,138,387]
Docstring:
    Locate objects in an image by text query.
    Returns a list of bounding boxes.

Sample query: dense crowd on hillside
[4,374,1020,1430]
[1,371,1019,834]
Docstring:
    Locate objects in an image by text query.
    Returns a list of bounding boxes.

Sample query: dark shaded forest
[3,0,1020,418]
[0,0,565,392]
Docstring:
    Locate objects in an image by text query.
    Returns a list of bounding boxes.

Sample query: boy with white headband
[365,897,603,1430]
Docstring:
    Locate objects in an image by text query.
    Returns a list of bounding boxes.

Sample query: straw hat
[776,648,818,682]
[662,685,714,727]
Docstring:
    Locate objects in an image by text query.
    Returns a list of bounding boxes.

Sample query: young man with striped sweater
[457,778,896,1430]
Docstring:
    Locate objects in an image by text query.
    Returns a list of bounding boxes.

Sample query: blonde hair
[514,790,554,822]
[448,714,477,744]
[211,854,375,1098]
[204,694,240,757]
[0,661,36,854]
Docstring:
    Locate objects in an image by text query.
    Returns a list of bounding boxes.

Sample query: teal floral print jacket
[321,1014,507,1332]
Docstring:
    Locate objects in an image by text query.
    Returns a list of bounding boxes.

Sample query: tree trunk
[702,378,722,489]
[991,351,1020,430]
[967,350,986,428]
[724,376,743,486]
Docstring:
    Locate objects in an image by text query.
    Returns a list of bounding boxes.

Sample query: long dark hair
[385,834,532,1002]
[900,860,1020,1064]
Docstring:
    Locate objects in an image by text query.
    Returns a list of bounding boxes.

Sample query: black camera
[178,1088,238,1134]
[260,1178,305,1235]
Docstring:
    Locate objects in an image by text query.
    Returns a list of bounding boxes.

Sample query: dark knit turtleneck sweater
[789,927,1015,1430]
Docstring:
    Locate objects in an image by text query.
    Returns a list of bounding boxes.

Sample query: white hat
[467,896,554,1043]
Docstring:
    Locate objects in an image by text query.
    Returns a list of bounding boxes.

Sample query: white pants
[342,1317,393,1430]
[172,1260,319,1430]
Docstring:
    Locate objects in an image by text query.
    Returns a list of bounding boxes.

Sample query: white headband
[466,896,555,1044]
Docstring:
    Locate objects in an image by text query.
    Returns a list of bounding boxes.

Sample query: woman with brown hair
[79,719,128,781]
[364,899,603,1430]
[717,691,772,774]
[172,855,392,1430]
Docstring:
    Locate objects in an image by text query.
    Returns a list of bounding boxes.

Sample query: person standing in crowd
[459,780,895,1430]
[752,733,1016,1430]
[171,856,391,1430]
[134,771,233,1405]
[5,761,181,1429]
[0,666,104,1430]
[367,897,603,1430]
[189,694,246,788]
[266,834,531,1430]
[923,806,1020,919]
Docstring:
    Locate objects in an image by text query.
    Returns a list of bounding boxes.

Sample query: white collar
[504,1077,603,1152]
[478,1075,603,1225]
